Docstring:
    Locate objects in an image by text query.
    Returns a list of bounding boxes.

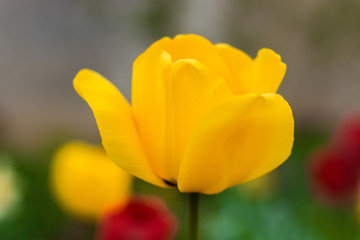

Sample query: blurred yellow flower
[241,171,279,200]
[50,141,132,220]
[74,34,294,194]
[0,154,21,222]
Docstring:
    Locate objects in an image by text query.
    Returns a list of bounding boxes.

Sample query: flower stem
[189,193,199,240]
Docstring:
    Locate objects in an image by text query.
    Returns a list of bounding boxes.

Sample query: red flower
[97,196,177,240]
[308,146,359,206]
[333,113,360,169]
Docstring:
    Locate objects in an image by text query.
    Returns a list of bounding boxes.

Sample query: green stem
[189,193,200,240]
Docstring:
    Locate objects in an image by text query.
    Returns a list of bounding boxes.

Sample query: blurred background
[1,0,360,239]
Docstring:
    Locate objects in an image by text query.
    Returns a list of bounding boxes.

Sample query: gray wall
[1,0,359,147]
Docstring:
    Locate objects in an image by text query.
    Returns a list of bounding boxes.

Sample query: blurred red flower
[97,196,177,240]
[308,113,360,207]
[308,146,359,206]
[333,113,360,168]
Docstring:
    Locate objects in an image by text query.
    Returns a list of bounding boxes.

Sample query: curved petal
[132,49,172,182]
[168,59,233,180]
[216,44,286,94]
[147,34,230,81]
[74,69,167,188]
[215,43,253,95]
[132,50,233,183]
[178,93,294,194]
[254,49,287,93]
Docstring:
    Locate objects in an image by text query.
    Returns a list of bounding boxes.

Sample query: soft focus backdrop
[0,0,360,240]
[1,0,360,147]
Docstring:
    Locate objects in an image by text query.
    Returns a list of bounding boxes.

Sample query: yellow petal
[254,48,287,94]
[216,44,286,94]
[215,43,253,95]
[73,69,167,188]
[132,50,233,183]
[51,141,132,220]
[168,59,233,180]
[178,93,294,194]
[132,50,172,182]
[148,34,230,80]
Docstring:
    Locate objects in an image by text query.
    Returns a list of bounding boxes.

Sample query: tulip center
[163,179,177,187]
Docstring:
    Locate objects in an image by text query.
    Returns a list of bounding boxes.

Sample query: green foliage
[0,131,359,239]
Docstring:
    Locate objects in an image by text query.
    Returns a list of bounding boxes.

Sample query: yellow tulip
[73,34,294,194]
[50,141,132,220]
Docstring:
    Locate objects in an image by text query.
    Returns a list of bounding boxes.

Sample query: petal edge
[178,93,294,194]
[74,69,167,188]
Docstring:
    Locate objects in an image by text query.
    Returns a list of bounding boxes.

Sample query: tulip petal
[215,43,253,94]
[132,49,173,182]
[74,69,167,187]
[216,44,286,94]
[178,93,294,194]
[132,50,233,183]
[168,59,233,180]
[149,34,230,81]
[254,49,287,93]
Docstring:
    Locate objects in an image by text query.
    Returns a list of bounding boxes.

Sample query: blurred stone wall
[1,0,360,147]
